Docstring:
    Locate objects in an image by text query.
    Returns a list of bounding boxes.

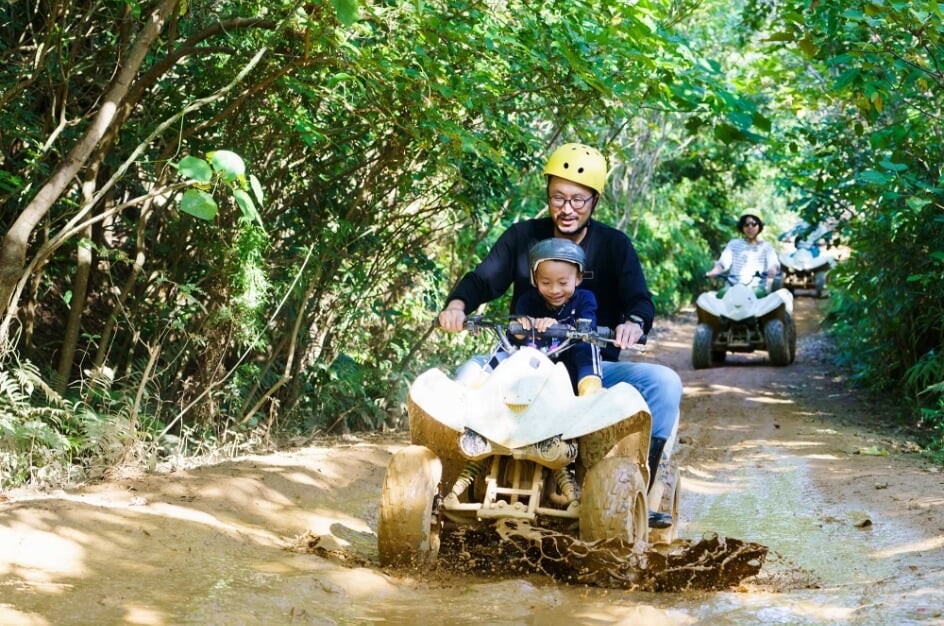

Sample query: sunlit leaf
[207,150,246,183]
[249,174,264,205]
[176,156,213,183]
[906,196,930,211]
[179,189,217,221]
[330,0,359,25]
[233,189,265,230]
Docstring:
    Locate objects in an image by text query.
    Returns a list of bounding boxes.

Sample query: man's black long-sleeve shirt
[446,217,655,361]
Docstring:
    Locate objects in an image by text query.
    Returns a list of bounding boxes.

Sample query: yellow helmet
[543,143,608,194]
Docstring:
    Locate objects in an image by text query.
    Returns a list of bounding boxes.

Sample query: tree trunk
[0,0,180,339]
[55,224,94,394]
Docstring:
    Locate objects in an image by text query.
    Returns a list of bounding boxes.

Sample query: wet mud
[2,295,944,625]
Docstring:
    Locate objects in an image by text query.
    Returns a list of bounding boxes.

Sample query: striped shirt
[717,238,779,287]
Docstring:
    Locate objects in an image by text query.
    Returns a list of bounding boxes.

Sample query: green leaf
[798,33,818,59]
[713,123,746,144]
[906,196,931,211]
[879,158,907,172]
[331,0,359,25]
[249,174,264,205]
[834,68,860,91]
[180,189,217,221]
[176,156,213,183]
[207,150,246,183]
[233,189,265,229]
[752,112,772,133]
[858,169,890,185]
[764,31,796,42]
[727,111,754,131]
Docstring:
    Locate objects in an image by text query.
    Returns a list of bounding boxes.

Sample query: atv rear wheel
[764,319,791,366]
[378,445,443,567]
[692,323,714,369]
[579,456,648,543]
[648,460,681,544]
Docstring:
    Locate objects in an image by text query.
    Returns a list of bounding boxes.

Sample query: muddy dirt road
[2,296,943,625]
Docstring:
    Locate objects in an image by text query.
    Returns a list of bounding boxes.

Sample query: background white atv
[692,276,796,369]
[775,221,837,298]
[377,316,680,567]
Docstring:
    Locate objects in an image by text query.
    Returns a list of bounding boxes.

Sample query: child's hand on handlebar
[516,316,557,333]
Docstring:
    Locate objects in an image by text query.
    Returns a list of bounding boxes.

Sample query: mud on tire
[579,456,649,544]
[378,445,443,567]
[648,460,681,544]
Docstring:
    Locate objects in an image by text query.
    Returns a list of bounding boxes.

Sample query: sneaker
[648,510,673,529]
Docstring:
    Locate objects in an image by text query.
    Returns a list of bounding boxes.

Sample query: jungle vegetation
[1,0,942,487]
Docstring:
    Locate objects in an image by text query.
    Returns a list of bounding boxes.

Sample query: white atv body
[776,221,838,297]
[692,282,796,368]
[378,327,680,567]
[777,247,835,297]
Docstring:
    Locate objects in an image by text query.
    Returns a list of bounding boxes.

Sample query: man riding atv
[437,142,681,529]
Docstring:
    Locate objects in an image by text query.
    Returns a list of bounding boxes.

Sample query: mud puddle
[678,440,940,624]
[3,297,944,625]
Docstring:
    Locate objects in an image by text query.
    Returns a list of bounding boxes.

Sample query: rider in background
[705,212,780,297]
[437,142,681,529]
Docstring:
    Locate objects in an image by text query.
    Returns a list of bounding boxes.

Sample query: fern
[0,358,80,488]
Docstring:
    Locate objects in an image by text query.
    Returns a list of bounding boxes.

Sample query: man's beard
[554,214,590,236]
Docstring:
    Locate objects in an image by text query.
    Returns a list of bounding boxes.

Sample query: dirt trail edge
[2,296,943,625]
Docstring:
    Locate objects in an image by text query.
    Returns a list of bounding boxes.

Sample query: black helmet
[528,238,586,286]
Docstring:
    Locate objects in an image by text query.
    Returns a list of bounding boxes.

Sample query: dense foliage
[1,0,942,487]
[747,0,944,450]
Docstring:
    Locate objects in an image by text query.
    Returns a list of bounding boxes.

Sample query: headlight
[459,428,492,458]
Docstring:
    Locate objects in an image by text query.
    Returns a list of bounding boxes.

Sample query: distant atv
[692,275,796,369]
[378,316,680,567]
[775,221,837,298]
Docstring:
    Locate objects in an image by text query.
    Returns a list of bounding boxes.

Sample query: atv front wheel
[764,319,791,366]
[378,445,443,567]
[785,312,797,364]
[692,323,714,370]
[814,270,828,298]
[579,456,648,543]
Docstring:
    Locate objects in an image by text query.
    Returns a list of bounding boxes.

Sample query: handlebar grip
[508,321,569,338]
[599,325,648,346]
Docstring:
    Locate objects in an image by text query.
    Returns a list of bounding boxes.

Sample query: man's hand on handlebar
[438,301,467,332]
[613,321,645,349]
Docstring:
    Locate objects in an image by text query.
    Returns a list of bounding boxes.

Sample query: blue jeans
[601,360,681,441]
[455,354,682,441]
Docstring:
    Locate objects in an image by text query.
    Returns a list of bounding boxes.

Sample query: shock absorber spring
[450,459,485,499]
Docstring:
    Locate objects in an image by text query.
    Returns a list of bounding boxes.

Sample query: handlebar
[713,271,773,286]
[461,315,647,350]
